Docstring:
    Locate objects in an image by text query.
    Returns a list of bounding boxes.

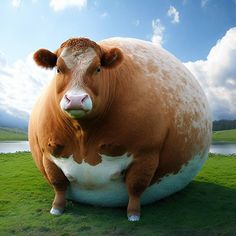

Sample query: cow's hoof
[128,215,140,222]
[50,207,64,215]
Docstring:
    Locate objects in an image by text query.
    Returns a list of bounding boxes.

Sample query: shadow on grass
[63,181,236,235]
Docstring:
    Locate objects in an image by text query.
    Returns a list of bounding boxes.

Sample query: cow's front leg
[125,151,159,221]
[43,155,69,215]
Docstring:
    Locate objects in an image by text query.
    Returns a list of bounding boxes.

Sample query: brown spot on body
[99,143,127,156]
[48,138,65,157]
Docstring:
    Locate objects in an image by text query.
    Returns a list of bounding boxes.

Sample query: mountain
[0,127,28,141]
[0,109,28,131]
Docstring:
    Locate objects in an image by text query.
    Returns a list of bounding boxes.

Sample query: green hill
[212,129,236,142]
[0,127,28,141]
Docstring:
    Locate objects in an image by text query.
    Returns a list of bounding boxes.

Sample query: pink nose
[64,94,89,110]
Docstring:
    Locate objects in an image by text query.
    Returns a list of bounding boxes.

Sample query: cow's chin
[64,109,89,119]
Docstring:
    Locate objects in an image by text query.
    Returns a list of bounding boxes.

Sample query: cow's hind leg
[125,152,159,221]
[43,155,69,215]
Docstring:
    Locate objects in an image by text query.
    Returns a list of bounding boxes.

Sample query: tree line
[213,120,236,131]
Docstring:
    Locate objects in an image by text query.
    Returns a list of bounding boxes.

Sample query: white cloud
[151,19,165,46]
[11,0,21,8]
[184,28,236,120]
[0,51,7,67]
[167,6,180,24]
[0,52,54,121]
[49,0,87,11]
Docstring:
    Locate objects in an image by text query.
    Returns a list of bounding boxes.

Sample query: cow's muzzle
[60,93,93,118]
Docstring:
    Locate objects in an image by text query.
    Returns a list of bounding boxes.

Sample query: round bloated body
[51,152,208,206]
[29,37,212,210]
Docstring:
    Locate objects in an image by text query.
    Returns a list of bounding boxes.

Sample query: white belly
[51,151,208,207]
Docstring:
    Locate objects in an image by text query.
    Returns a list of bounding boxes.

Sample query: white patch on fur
[60,47,96,71]
[50,150,208,207]
[51,153,133,201]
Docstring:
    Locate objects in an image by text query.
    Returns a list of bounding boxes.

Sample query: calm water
[0,141,236,155]
[209,143,236,155]
[0,141,30,153]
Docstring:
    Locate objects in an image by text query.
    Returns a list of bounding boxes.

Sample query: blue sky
[0,0,236,129]
[1,0,236,62]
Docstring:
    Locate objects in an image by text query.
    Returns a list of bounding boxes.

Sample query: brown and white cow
[29,37,212,221]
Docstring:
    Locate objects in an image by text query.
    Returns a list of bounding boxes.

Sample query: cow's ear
[101,47,123,69]
[33,49,57,69]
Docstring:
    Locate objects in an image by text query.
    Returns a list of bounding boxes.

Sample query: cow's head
[33,38,123,120]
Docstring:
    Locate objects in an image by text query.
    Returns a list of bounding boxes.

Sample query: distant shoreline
[0,127,235,142]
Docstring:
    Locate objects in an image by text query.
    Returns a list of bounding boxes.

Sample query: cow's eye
[96,67,101,73]
[56,67,61,74]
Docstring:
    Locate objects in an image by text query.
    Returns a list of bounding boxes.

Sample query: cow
[29,37,212,221]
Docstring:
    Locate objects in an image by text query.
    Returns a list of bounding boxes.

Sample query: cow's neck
[77,118,104,141]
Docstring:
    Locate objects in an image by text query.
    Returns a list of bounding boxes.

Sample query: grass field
[0,127,28,141]
[212,129,236,142]
[0,152,236,235]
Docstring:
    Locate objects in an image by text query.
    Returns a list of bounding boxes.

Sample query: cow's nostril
[65,94,71,103]
[81,94,88,104]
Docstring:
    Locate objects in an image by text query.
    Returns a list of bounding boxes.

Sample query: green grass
[0,152,236,236]
[212,129,236,142]
[0,127,28,141]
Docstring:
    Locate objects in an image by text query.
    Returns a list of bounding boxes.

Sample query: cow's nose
[64,94,89,110]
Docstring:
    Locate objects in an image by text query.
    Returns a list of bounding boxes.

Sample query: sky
[0,0,236,129]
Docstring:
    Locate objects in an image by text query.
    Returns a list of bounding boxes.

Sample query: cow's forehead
[58,38,101,70]
[60,38,101,55]
[60,46,97,70]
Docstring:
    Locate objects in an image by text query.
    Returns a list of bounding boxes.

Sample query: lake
[210,142,236,155]
[0,141,236,155]
[0,141,30,153]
